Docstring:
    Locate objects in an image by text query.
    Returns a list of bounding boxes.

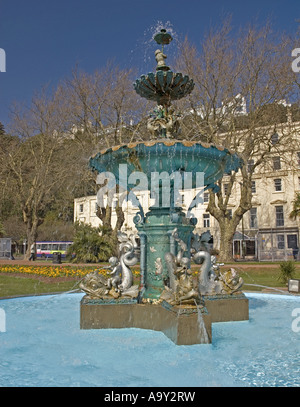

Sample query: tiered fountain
[80,28,249,344]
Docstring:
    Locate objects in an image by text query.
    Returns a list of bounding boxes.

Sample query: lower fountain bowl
[89,140,243,191]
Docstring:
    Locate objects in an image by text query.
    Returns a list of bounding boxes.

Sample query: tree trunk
[25,221,38,260]
[218,220,237,262]
[96,200,125,257]
[23,207,43,260]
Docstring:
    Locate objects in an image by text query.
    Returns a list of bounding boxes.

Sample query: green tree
[289,193,300,220]
[36,211,74,241]
[68,222,114,263]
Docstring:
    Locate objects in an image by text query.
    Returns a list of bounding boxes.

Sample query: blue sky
[0,0,299,127]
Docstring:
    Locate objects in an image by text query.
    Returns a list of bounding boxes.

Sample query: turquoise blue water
[0,292,299,387]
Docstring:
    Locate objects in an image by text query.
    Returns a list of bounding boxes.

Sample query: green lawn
[0,275,79,298]
[226,263,300,291]
[1,262,300,298]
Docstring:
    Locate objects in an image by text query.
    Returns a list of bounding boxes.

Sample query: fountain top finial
[154,28,173,46]
[153,29,173,72]
[134,25,194,122]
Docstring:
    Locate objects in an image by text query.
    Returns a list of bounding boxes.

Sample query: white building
[74,188,213,236]
[74,118,300,261]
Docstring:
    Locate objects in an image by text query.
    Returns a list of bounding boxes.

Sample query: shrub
[67,222,114,263]
[278,260,296,285]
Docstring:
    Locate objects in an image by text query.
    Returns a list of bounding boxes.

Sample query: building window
[287,235,298,251]
[272,156,281,170]
[247,159,254,173]
[249,207,257,228]
[274,178,282,191]
[275,205,284,227]
[79,204,84,213]
[203,192,209,203]
[251,181,256,194]
[271,133,279,145]
[277,235,285,249]
[203,213,210,228]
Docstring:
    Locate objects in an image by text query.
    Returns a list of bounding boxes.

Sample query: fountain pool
[0,292,299,387]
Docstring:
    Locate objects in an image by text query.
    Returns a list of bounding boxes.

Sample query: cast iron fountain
[80,28,249,344]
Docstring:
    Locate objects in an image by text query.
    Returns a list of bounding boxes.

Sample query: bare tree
[1,86,74,259]
[176,20,299,260]
[63,63,150,244]
[65,62,150,147]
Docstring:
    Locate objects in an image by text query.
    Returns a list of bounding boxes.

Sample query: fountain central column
[135,205,195,300]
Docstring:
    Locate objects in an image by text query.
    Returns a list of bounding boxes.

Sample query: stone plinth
[204,293,249,322]
[80,293,249,345]
[80,297,212,345]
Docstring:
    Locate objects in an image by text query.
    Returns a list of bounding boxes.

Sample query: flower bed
[0,265,100,279]
[0,264,141,279]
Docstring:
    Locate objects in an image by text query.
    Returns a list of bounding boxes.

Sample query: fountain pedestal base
[80,293,249,345]
[204,293,249,322]
[80,297,212,345]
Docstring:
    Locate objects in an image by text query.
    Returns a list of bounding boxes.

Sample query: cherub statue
[105,256,122,292]
[155,49,168,70]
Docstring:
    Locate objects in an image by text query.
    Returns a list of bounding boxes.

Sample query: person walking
[29,243,36,261]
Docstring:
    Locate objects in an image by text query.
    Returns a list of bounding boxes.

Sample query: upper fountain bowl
[134,71,194,106]
[134,28,194,106]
